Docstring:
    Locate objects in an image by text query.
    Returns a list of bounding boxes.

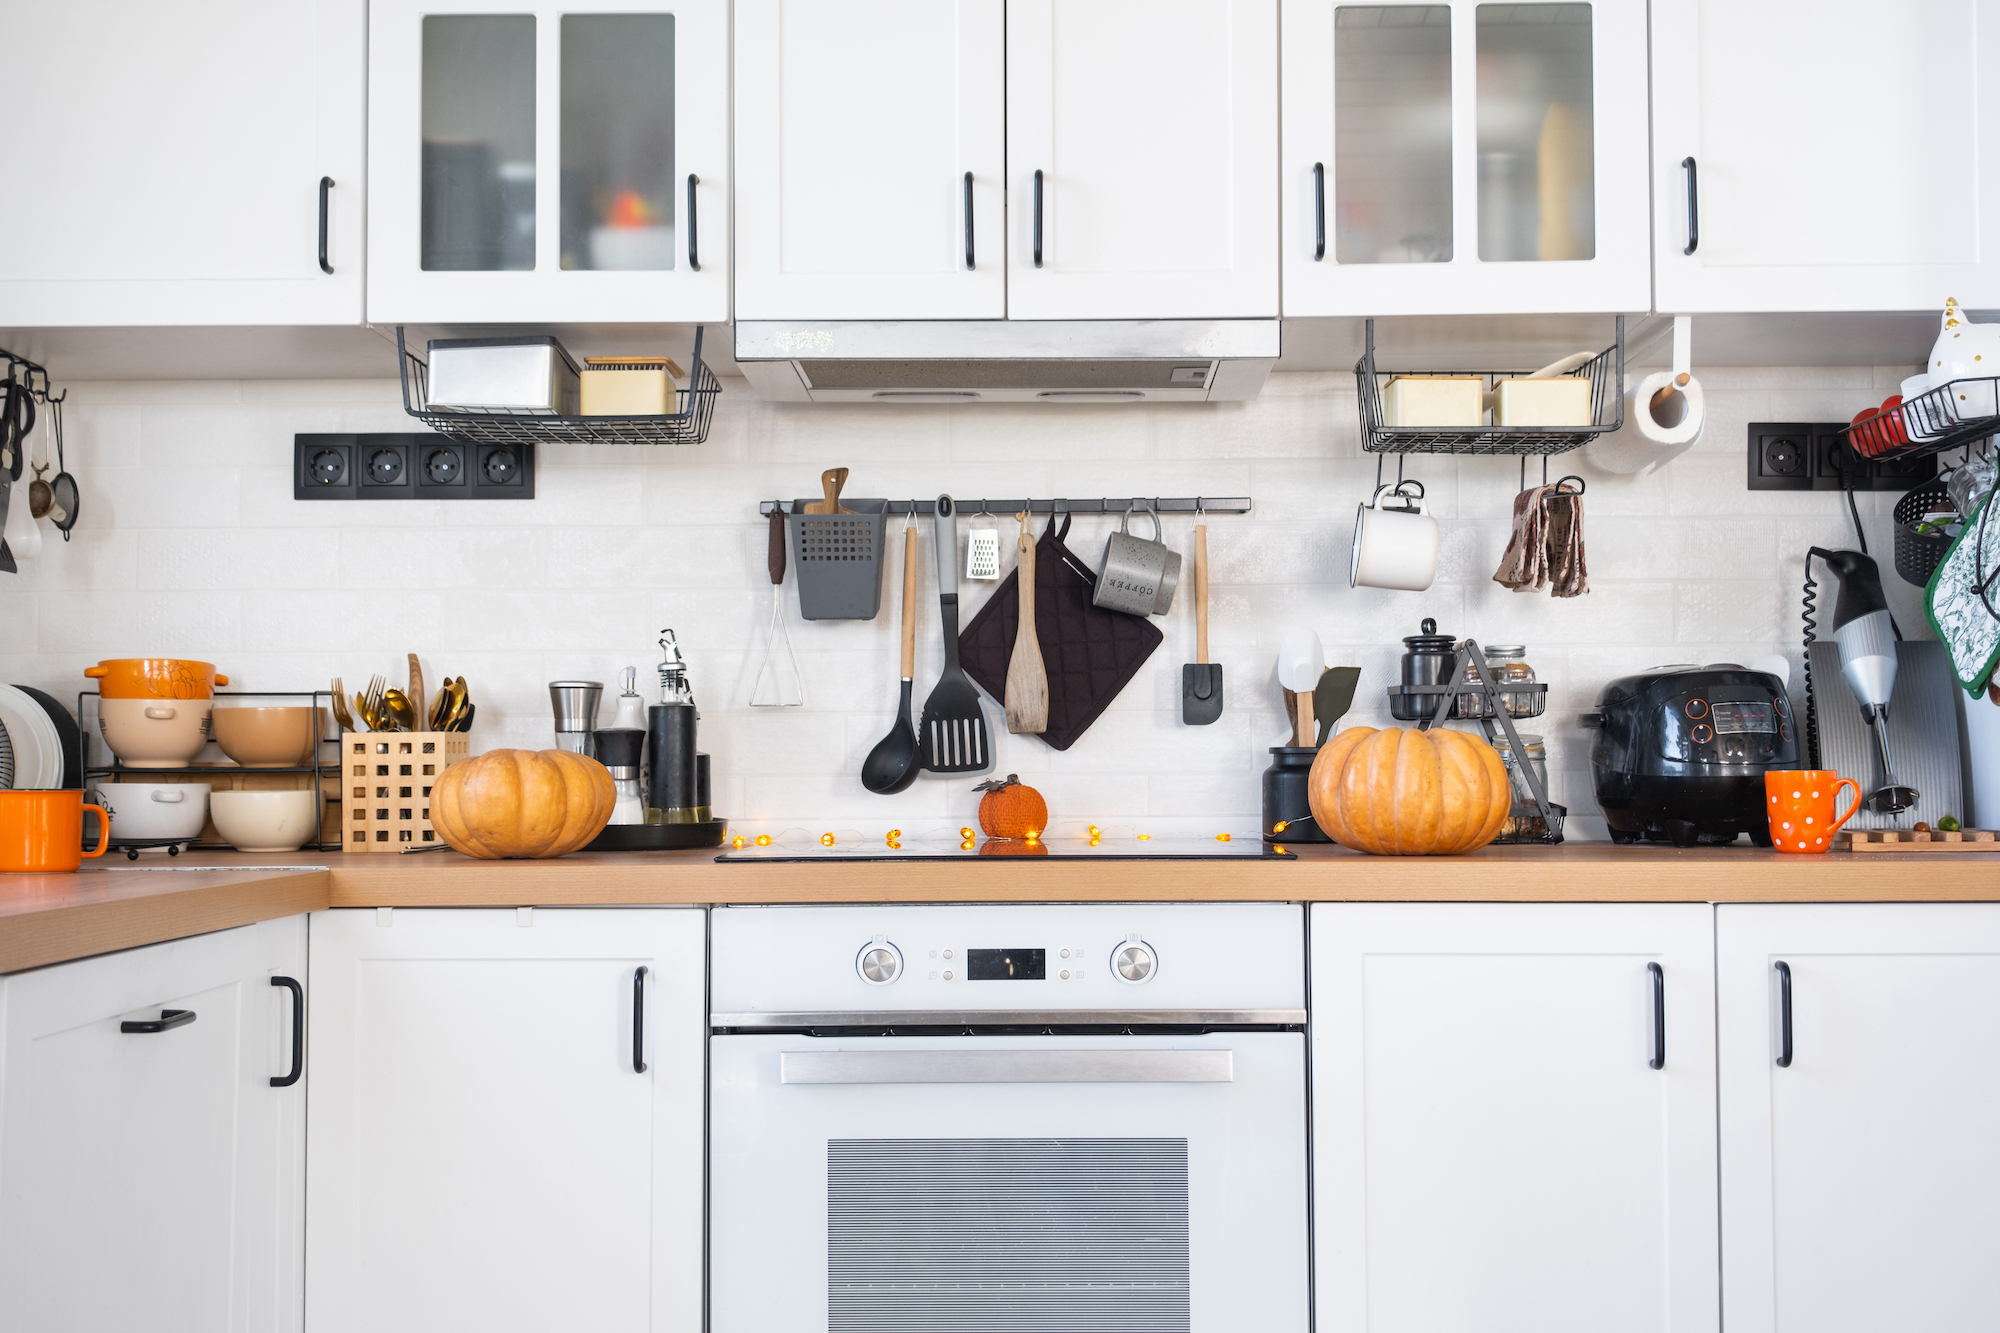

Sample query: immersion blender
[1808,547,1919,812]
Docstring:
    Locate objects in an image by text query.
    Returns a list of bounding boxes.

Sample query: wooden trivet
[1836,828,1999,852]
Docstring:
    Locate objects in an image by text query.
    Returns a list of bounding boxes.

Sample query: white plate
[0,684,62,789]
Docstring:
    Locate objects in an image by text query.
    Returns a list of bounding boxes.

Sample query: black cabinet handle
[122,1008,195,1034]
[318,176,334,274]
[1774,960,1793,1067]
[271,976,303,1087]
[1648,962,1665,1070]
[686,175,701,272]
[1681,156,1699,256]
[632,965,648,1073]
[1032,169,1044,268]
[963,171,975,270]
[1313,161,1326,262]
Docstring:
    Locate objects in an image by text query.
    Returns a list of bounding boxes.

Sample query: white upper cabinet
[1007,0,1280,319]
[0,0,364,327]
[368,0,729,325]
[1717,904,2000,1333]
[1653,0,2000,313]
[735,1,1005,320]
[1281,0,1649,316]
[1312,903,1719,1333]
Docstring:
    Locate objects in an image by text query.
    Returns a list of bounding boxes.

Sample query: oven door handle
[780,1049,1233,1085]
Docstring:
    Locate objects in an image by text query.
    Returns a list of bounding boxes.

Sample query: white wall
[0,366,1932,842]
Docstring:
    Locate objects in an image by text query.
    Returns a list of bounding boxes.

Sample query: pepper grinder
[647,630,704,824]
[549,680,604,756]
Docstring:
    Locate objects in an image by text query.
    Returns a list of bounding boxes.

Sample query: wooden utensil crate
[341,733,469,851]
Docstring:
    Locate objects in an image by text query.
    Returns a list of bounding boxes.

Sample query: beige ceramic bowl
[97,697,213,769]
[209,790,319,853]
[212,706,319,768]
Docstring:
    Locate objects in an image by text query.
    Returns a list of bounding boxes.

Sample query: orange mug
[0,790,112,873]
[1765,769,1862,853]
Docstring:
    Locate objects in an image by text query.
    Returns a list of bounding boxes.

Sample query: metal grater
[965,527,1001,580]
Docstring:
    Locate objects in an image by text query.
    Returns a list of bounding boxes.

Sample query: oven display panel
[967,948,1046,980]
[1710,701,1774,735]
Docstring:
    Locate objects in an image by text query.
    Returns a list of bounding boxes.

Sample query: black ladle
[862,518,922,794]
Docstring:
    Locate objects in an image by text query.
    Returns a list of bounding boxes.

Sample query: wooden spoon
[1005,512,1048,734]
[802,467,853,515]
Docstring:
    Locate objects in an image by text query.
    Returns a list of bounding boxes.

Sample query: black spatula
[1182,524,1223,724]
[918,495,992,773]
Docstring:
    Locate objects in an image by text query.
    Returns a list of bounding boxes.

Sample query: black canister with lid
[1261,747,1331,843]
[1391,617,1458,720]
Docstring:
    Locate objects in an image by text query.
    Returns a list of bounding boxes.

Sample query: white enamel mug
[1350,481,1439,592]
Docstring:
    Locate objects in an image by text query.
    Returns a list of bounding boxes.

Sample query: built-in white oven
[709,903,1309,1332]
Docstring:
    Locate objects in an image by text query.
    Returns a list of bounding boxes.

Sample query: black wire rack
[78,690,342,853]
[396,325,721,446]
[1355,316,1625,456]
[1840,377,2000,465]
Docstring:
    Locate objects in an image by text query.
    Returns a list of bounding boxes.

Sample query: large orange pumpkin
[430,748,616,859]
[1307,726,1511,855]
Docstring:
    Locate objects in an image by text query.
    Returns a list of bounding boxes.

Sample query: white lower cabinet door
[305,907,705,1333]
[1311,903,1719,1333]
[0,917,308,1332]
[1717,903,2000,1333]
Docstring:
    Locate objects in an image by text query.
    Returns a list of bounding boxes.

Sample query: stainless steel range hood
[734,319,1280,403]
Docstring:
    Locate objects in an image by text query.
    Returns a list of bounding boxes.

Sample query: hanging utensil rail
[758,497,1252,517]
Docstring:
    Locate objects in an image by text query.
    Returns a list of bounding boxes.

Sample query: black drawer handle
[318,176,334,274]
[1648,962,1665,1070]
[633,966,648,1073]
[1032,169,1044,268]
[1774,960,1793,1067]
[1682,156,1699,256]
[686,174,700,272]
[1313,161,1326,261]
[963,171,975,270]
[271,976,303,1087]
[122,1008,195,1034]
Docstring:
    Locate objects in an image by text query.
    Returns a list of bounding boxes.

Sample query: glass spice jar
[1460,644,1538,718]
[1491,731,1550,837]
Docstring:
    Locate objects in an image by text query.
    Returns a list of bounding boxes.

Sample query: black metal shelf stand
[79,690,342,853]
[396,325,721,446]
[1396,639,1564,844]
[1355,316,1625,457]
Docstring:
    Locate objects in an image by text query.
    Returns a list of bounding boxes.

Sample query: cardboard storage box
[581,356,684,416]
[1382,375,1484,428]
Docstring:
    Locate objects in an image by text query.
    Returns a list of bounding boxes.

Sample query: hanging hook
[1554,475,1586,494]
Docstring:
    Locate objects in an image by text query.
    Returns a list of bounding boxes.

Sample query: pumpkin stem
[972,774,1020,793]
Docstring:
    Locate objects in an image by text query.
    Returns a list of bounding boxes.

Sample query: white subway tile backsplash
[0,367,1931,839]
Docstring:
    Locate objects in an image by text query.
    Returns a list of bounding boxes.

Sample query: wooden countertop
[4,843,1994,975]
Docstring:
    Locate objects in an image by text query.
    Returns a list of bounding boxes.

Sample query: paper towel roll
[1586,369,1706,475]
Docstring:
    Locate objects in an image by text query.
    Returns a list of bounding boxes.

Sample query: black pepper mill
[647,629,705,823]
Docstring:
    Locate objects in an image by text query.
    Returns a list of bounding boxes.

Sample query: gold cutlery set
[332,655,473,734]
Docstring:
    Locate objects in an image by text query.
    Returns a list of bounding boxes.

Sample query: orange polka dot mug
[1765,769,1862,853]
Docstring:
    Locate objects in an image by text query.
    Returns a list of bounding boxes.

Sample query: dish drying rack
[396,326,721,446]
[1400,641,1564,845]
[1355,316,1625,457]
[1841,377,2000,465]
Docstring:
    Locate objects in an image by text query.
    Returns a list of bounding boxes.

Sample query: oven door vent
[828,1137,1192,1331]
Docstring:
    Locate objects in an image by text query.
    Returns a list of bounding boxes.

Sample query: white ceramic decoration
[1926,298,2000,418]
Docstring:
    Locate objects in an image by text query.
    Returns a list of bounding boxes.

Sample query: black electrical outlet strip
[294,434,535,500]
[1745,422,1936,492]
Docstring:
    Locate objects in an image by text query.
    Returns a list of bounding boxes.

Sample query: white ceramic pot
[91,782,210,841]
[97,697,212,769]
[209,790,319,853]
[1351,482,1439,592]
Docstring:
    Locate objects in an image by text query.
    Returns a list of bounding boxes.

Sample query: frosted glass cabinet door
[1717,904,2000,1333]
[0,918,307,1332]
[306,908,706,1333]
[0,0,363,325]
[369,0,729,324]
[1007,0,1279,319]
[735,1,1006,320]
[1311,903,1720,1333]
[1652,0,2000,313]
[1281,0,1650,316]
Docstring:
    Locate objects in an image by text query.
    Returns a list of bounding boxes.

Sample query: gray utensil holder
[789,498,887,620]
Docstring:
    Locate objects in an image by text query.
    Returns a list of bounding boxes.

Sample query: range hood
[734,320,1280,403]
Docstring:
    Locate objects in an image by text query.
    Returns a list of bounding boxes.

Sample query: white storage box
[1383,376,1484,428]
[1494,376,1593,427]
[426,336,581,415]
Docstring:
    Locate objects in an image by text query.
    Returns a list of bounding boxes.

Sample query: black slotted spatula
[918,495,992,774]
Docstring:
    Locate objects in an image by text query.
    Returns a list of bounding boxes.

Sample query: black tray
[584,819,728,852]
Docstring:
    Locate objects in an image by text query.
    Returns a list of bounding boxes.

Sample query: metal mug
[1093,505,1182,617]
[1350,480,1439,592]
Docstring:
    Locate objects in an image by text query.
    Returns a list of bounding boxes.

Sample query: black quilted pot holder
[959,512,1161,751]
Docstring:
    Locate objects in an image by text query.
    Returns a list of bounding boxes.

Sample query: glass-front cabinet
[368,0,727,324]
[1280,0,1647,316]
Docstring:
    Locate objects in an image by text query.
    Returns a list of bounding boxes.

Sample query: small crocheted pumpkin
[973,774,1048,840]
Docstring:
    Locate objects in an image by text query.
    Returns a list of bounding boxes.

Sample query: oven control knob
[857,943,903,985]
[1113,942,1158,984]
